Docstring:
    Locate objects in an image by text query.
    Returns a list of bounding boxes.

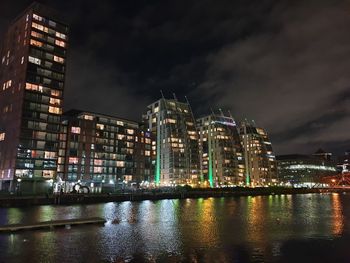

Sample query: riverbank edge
[0,187,348,207]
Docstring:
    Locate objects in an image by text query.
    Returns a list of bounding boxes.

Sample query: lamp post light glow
[16,178,22,195]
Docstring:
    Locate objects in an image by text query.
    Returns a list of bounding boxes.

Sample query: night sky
[0,0,349,155]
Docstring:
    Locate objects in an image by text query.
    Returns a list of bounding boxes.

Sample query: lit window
[44,151,56,159]
[94,159,103,166]
[51,89,61,97]
[69,157,78,164]
[53,55,64,63]
[32,22,48,33]
[55,39,66,47]
[31,31,43,39]
[33,14,43,21]
[116,161,125,167]
[48,106,61,114]
[2,80,12,90]
[30,39,43,47]
[165,118,176,124]
[55,31,67,40]
[117,121,124,126]
[96,124,104,130]
[117,134,125,140]
[94,167,102,173]
[126,129,134,135]
[43,170,54,178]
[25,82,44,93]
[83,115,94,120]
[71,127,81,134]
[0,132,5,141]
[28,56,41,65]
[50,98,61,106]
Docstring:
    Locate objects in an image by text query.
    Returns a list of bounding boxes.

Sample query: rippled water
[0,193,349,262]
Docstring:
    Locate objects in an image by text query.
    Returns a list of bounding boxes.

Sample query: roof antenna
[228,110,234,120]
[173,93,178,101]
[160,90,165,99]
[210,106,215,115]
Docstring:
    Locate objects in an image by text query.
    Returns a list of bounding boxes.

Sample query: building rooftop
[63,109,141,125]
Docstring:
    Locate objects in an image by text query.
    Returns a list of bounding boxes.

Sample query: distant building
[239,121,277,186]
[197,113,245,187]
[313,148,332,161]
[0,3,68,193]
[144,98,200,186]
[58,110,153,193]
[337,150,350,173]
[277,154,338,186]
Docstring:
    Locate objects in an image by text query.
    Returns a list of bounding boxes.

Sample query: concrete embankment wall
[0,188,348,207]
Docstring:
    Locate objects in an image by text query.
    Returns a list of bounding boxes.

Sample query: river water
[0,193,349,263]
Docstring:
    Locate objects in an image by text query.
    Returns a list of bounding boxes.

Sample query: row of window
[29,41,65,63]
[78,115,141,129]
[23,120,60,132]
[31,30,66,47]
[32,22,67,40]
[25,83,62,97]
[27,72,64,90]
[17,140,58,151]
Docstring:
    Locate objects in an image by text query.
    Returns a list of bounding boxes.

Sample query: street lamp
[17,178,22,195]
[48,179,54,194]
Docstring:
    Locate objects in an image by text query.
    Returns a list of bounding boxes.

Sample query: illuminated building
[240,121,277,186]
[197,113,245,187]
[313,148,332,161]
[337,150,350,173]
[57,110,153,193]
[0,3,68,192]
[276,154,338,186]
[144,97,200,186]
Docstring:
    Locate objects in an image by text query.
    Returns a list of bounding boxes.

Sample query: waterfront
[0,193,349,262]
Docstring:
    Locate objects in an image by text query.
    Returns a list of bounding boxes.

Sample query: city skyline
[0,0,349,156]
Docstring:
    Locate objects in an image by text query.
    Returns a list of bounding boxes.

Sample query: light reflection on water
[0,193,349,262]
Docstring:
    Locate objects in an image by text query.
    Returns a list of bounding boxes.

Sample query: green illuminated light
[155,115,161,186]
[208,131,214,188]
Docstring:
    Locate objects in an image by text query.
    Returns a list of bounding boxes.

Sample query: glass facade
[277,154,338,186]
[197,114,245,187]
[240,121,277,186]
[145,98,199,186]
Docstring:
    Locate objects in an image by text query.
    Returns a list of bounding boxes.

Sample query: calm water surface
[0,193,349,263]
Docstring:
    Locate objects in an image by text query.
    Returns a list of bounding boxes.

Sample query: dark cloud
[0,0,349,154]
[194,0,350,154]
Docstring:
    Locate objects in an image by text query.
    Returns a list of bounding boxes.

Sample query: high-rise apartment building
[240,121,277,186]
[197,114,245,187]
[0,3,68,192]
[144,98,199,186]
[58,110,153,193]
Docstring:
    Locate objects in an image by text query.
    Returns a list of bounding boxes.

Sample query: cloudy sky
[0,0,349,155]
